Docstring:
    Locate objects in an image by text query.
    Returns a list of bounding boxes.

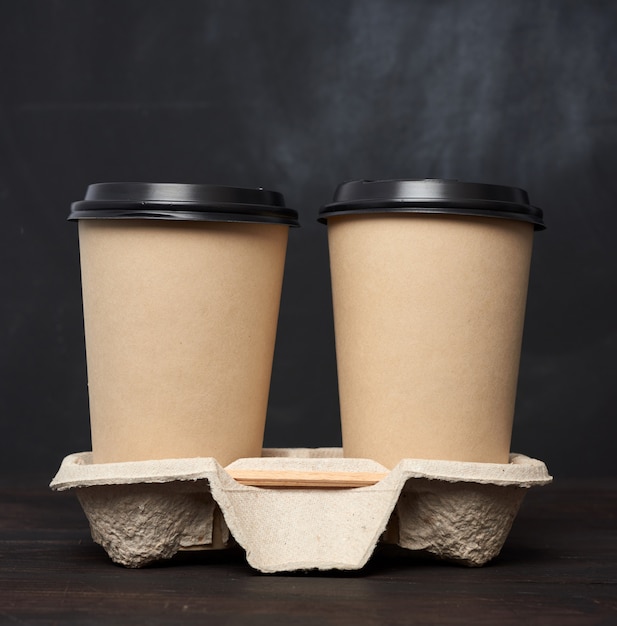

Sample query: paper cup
[70,183,299,465]
[320,179,544,468]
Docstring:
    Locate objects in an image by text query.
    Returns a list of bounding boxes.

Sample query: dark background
[1,0,615,480]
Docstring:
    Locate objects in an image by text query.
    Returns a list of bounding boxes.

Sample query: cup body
[71,183,298,465]
[321,180,543,468]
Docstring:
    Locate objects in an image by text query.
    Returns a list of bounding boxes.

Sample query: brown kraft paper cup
[320,179,545,468]
[70,183,299,465]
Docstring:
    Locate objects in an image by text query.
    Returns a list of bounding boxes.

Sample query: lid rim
[319,179,545,229]
[318,206,545,229]
[70,183,299,226]
[67,208,300,227]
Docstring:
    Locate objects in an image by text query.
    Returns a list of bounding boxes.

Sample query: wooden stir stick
[225,469,388,489]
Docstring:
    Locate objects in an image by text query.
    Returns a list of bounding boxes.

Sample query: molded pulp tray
[50,448,552,573]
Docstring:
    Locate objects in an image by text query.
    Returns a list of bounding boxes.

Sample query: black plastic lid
[319,179,545,229]
[69,182,300,226]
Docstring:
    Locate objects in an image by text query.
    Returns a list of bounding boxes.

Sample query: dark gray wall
[1,0,615,480]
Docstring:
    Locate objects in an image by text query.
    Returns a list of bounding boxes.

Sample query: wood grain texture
[0,480,615,625]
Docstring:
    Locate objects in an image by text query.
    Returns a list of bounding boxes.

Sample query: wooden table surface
[1,478,615,625]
